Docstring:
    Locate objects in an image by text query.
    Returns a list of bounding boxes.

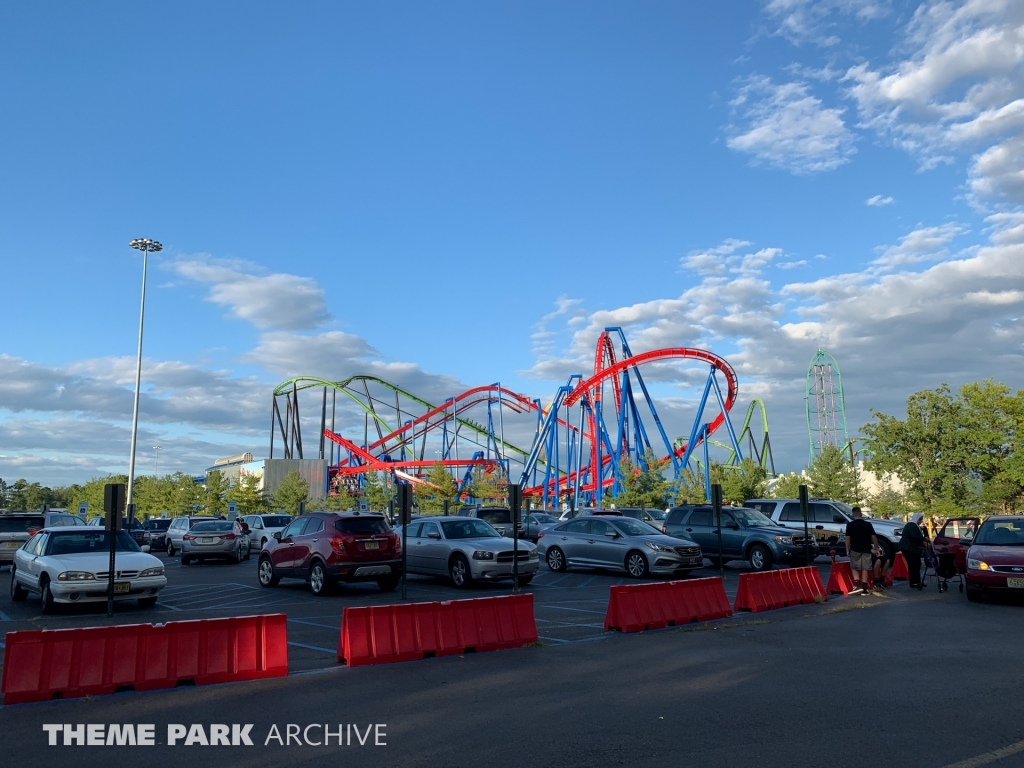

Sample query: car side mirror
[272,532,282,540]
[833,515,846,523]
[428,532,441,540]
[141,545,151,553]
[605,531,619,538]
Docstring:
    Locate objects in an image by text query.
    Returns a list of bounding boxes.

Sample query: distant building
[205,453,255,486]
[240,458,328,502]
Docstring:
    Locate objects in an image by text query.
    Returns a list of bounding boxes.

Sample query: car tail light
[183,534,193,540]
[222,533,237,540]
[537,533,545,540]
[28,528,40,536]
[329,538,345,554]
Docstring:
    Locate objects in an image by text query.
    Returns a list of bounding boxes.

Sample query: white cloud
[777,260,808,269]
[871,222,965,269]
[765,0,891,46]
[843,0,1024,203]
[865,194,895,206]
[170,256,331,331]
[727,76,856,174]
[528,227,1024,469]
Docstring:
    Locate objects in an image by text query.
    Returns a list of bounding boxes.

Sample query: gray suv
[663,505,817,571]
[746,499,904,562]
[457,506,519,538]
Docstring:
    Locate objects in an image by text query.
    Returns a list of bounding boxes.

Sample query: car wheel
[626,551,650,578]
[546,547,567,572]
[450,554,472,588]
[232,546,242,564]
[261,537,268,549]
[166,542,175,557]
[749,543,774,571]
[258,556,279,588]
[309,561,331,596]
[10,567,27,602]
[245,541,252,560]
[876,538,894,564]
[377,574,400,592]
[137,596,158,609]
[39,576,55,615]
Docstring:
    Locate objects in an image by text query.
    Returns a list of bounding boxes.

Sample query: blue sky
[2,0,1023,485]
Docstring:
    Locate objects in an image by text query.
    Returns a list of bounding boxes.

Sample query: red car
[257,512,401,595]
[965,515,1024,602]
[933,517,980,574]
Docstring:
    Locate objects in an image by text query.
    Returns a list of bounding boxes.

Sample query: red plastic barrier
[734,567,827,612]
[891,552,909,580]
[1,614,288,705]
[338,593,537,667]
[604,577,732,633]
[826,560,856,595]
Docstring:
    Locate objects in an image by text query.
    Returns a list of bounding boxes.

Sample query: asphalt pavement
[2,551,1023,768]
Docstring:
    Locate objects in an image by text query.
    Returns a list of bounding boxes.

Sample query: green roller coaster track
[671,398,774,474]
[272,375,534,463]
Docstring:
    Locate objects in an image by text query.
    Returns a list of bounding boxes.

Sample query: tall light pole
[153,445,162,476]
[126,238,162,522]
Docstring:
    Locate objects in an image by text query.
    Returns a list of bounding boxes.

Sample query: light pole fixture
[153,445,162,476]
[126,238,163,521]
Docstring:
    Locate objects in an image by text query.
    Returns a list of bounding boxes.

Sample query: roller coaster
[270,328,774,506]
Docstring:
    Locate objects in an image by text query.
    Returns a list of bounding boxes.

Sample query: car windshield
[974,520,1024,546]
[831,501,855,515]
[336,517,390,535]
[440,519,500,539]
[611,519,663,537]
[0,516,45,533]
[191,521,234,532]
[645,509,667,521]
[46,531,141,555]
[261,515,293,528]
[731,508,776,527]
[531,514,557,524]
[479,509,512,524]
[145,519,171,530]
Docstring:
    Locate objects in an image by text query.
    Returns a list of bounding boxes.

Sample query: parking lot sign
[228,500,238,520]
[78,501,88,518]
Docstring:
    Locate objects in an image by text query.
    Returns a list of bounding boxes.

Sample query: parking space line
[543,575,572,587]
[0,611,11,621]
[288,618,341,630]
[155,602,183,611]
[287,641,337,655]
[161,587,261,608]
[539,605,606,615]
[537,635,570,644]
[940,739,1024,768]
[577,576,596,588]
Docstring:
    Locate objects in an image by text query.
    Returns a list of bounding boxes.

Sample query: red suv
[256,512,401,595]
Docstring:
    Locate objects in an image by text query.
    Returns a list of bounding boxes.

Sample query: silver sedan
[538,516,703,578]
[181,520,251,565]
[401,517,539,588]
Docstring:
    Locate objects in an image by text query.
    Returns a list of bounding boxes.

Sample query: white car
[242,514,294,553]
[10,528,168,614]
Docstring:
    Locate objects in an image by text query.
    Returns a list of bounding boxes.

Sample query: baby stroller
[931,517,977,593]
[921,547,939,589]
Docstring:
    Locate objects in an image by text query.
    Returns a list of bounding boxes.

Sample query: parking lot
[0,548,839,674]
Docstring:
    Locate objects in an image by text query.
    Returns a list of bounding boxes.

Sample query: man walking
[898,512,928,590]
[845,506,879,594]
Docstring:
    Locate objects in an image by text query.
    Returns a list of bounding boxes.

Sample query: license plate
[4,541,20,548]
[1008,578,1024,589]
[114,582,131,594]
[363,541,379,550]
[202,537,215,544]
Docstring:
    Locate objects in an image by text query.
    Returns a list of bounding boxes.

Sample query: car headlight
[528,549,539,559]
[139,567,165,578]
[644,541,673,552]
[57,571,96,581]
[774,535,794,544]
[967,558,989,571]
[472,551,495,560]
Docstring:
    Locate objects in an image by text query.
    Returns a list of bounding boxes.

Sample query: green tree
[320,484,357,511]
[770,472,805,499]
[271,471,310,515]
[204,470,229,517]
[611,451,671,508]
[228,474,267,517]
[807,445,863,504]
[719,457,769,504]
[466,466,508,505]
[671,466,707,504]
[414,462,460,515]
[361,471,394,512]
[866,484,914,520]
[862,380,1024,515]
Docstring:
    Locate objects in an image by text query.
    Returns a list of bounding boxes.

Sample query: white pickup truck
[745,498,905,561]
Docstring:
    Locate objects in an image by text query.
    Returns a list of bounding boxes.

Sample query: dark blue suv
[662,505,817,571]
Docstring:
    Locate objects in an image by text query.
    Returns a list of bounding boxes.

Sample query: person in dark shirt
[898,513,928,589]
[845,506,879,594]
